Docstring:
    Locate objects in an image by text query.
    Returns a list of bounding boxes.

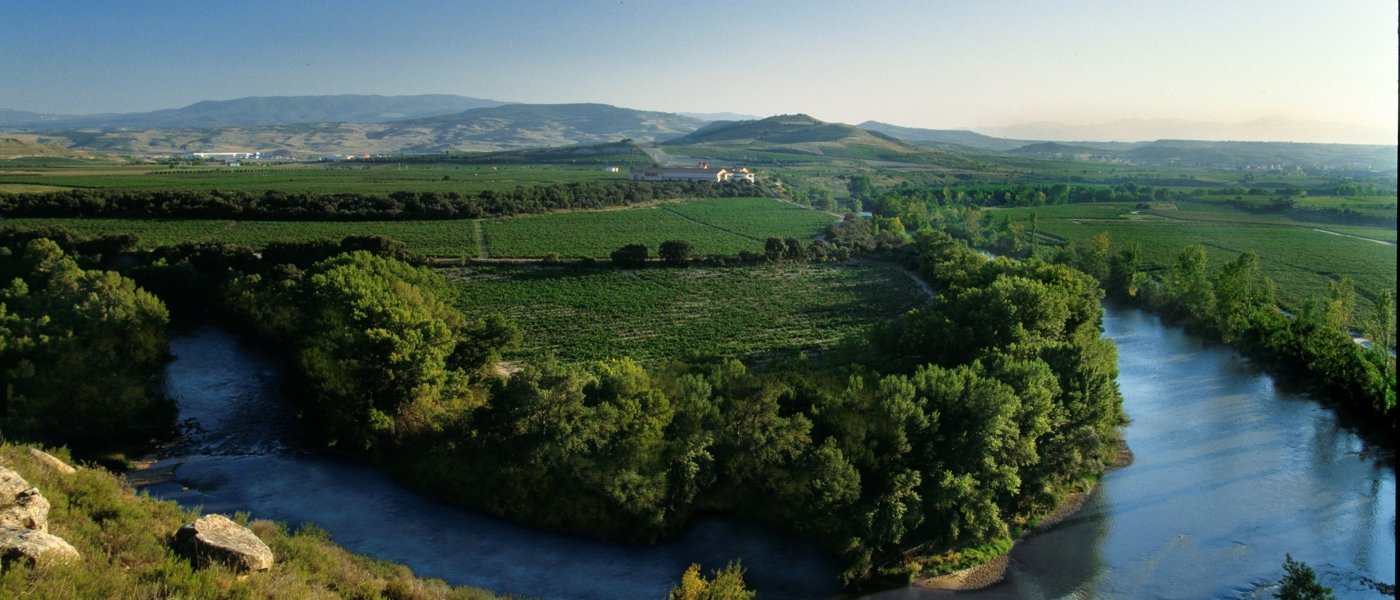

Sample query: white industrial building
[630,162,754,183]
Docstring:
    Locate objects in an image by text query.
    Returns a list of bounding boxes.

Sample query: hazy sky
[2,0,1396,143]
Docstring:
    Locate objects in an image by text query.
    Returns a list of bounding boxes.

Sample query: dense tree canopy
[0,239,173,448]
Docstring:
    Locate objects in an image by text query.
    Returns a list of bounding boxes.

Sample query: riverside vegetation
[852,180,1396,431]
[0,216,1124,588]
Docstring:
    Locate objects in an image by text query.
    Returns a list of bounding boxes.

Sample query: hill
[377,103,705,148]
[23,103,705,157]
[0,94,507,130]
[0,136,97,159]
[398,139,659,166]
[858,120,1030,152]
[1008,139,1396,171]
[665,114,978,168]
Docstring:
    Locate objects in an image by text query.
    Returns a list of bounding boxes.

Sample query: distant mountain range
[1003,139,1395,169]
[857,121,1033,152]
[0,94,507,131]
[978,116,1392,147]
[0,95,1391,171]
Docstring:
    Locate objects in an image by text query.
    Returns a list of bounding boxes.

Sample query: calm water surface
[146,305,1394,599]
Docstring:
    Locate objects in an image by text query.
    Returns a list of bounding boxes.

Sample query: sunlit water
[145,305,1395,599]
[876,307,1395,599]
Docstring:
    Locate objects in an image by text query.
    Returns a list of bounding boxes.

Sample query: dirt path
[473,219,488,258]
[1312,227,1396,246]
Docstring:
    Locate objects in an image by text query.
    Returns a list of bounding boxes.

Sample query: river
[142,305,1395,599]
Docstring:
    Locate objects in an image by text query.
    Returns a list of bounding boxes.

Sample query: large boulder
[0,468,27,500]
[0,487,50,532]
[0,468,49,533]
[175,514,274,572]
[27,449,77,475]
[0,527,80,567]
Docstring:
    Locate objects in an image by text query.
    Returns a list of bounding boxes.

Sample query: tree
[764,237,786,261]
[295,252,486,449]
[659,240,694,267]
[610,243,649,268]
[1277,554,1335,600]
[669,562,756,600]
[0,239,173,448]
[1167,244,1215,323]
[846,174,875,204]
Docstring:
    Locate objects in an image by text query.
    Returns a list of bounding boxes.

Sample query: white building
[630,161,755,183]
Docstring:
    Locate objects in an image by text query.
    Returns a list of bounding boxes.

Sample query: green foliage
[668,562,756,600]
[446,263,927,363]
[1,218,476,257]
[995,201,1396,330]
[1277,554,1335,600]
[228,252,516,451]
[611,243,650,267]
[660,239,694,266]
[0,239,174,449]
[1040,229,1396,429]
[483,197,835,258]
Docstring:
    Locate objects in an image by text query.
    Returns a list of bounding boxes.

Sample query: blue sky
[2,0,1395,143]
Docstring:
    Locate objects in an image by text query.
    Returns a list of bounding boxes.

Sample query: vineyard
[0,163,624,195]
[483,197,836,257]
[0,218,478,257]
[998,201,1398,321]
[447,262,928,363]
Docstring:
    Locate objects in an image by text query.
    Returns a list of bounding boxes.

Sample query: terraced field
[483,197,836,257]
[447,262,927,363]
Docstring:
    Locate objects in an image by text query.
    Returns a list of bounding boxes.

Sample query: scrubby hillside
[0,445,495,599]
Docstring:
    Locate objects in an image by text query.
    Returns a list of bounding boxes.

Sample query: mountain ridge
[0,94,508,131]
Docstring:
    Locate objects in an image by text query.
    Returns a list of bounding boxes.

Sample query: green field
[0,163,625,195]
[0,217,479,257]
[998,202,1397,322]
[447,262,927,363]
[2,198,836,259]
[483,197,836,257]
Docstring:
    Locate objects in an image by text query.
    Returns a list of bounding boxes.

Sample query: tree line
[1051,233,1395,429]
[0,180,768,221]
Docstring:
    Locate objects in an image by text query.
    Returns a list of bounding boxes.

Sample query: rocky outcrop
[0,527,79,566]
[0,465,79,568]
[0,487,50,532]
[27,449,77,475]
[175,514,274,572]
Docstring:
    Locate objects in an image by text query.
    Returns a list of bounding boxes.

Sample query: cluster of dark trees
[0,234,174,450]
[0,180,767,221]
[1050,233,1396,428]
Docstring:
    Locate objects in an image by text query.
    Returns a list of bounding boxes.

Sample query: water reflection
[873,307,1394,599]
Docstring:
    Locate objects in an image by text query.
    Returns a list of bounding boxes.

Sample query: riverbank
[913,438,1135,592]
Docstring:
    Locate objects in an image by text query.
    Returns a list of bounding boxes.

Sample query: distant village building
[630,161,755,183]
[179,151,260,160]
[603,166,620,173]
